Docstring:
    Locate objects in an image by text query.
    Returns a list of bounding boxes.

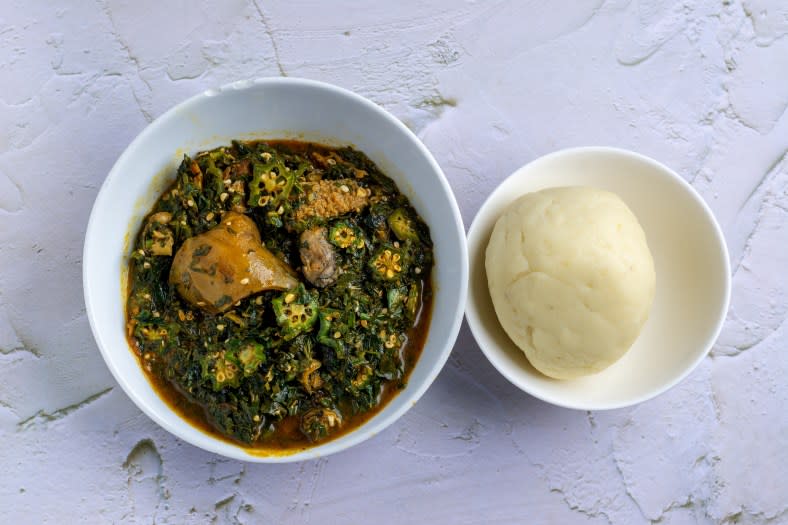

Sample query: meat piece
[293,179,369,223]
[170,212,298,313]
[299,227,338,288]
[224,159,250,179]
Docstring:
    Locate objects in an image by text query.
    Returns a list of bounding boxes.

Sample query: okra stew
[126,140,433,452]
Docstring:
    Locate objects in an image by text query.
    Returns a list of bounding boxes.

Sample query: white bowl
[465,147,730,410]
[83,78,468,462]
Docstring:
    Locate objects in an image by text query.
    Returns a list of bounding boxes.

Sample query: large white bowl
[83,78,468,462]
[465,147,730,410]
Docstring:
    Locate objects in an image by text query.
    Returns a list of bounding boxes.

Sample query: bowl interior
[84,78,467,461]
[465,147,730,409]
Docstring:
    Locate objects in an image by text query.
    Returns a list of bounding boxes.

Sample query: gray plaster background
[0,1,786,523]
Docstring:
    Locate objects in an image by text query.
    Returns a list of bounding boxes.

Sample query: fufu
[485,187,655,379]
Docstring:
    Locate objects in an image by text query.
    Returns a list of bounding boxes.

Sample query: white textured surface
[0,1,785,523]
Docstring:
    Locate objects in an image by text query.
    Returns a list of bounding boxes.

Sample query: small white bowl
[465,147,730,410]
[83,78,468,461]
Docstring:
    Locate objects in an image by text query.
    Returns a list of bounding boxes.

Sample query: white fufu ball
[486,187,656,379]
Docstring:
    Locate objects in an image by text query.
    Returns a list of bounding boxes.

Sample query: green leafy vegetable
[126,139,433,449]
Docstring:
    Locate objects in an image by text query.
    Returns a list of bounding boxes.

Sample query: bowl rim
[83,76,468,462]
[464,146,731,410]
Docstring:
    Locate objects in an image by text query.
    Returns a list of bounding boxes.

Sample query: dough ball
[485,187,655,379]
